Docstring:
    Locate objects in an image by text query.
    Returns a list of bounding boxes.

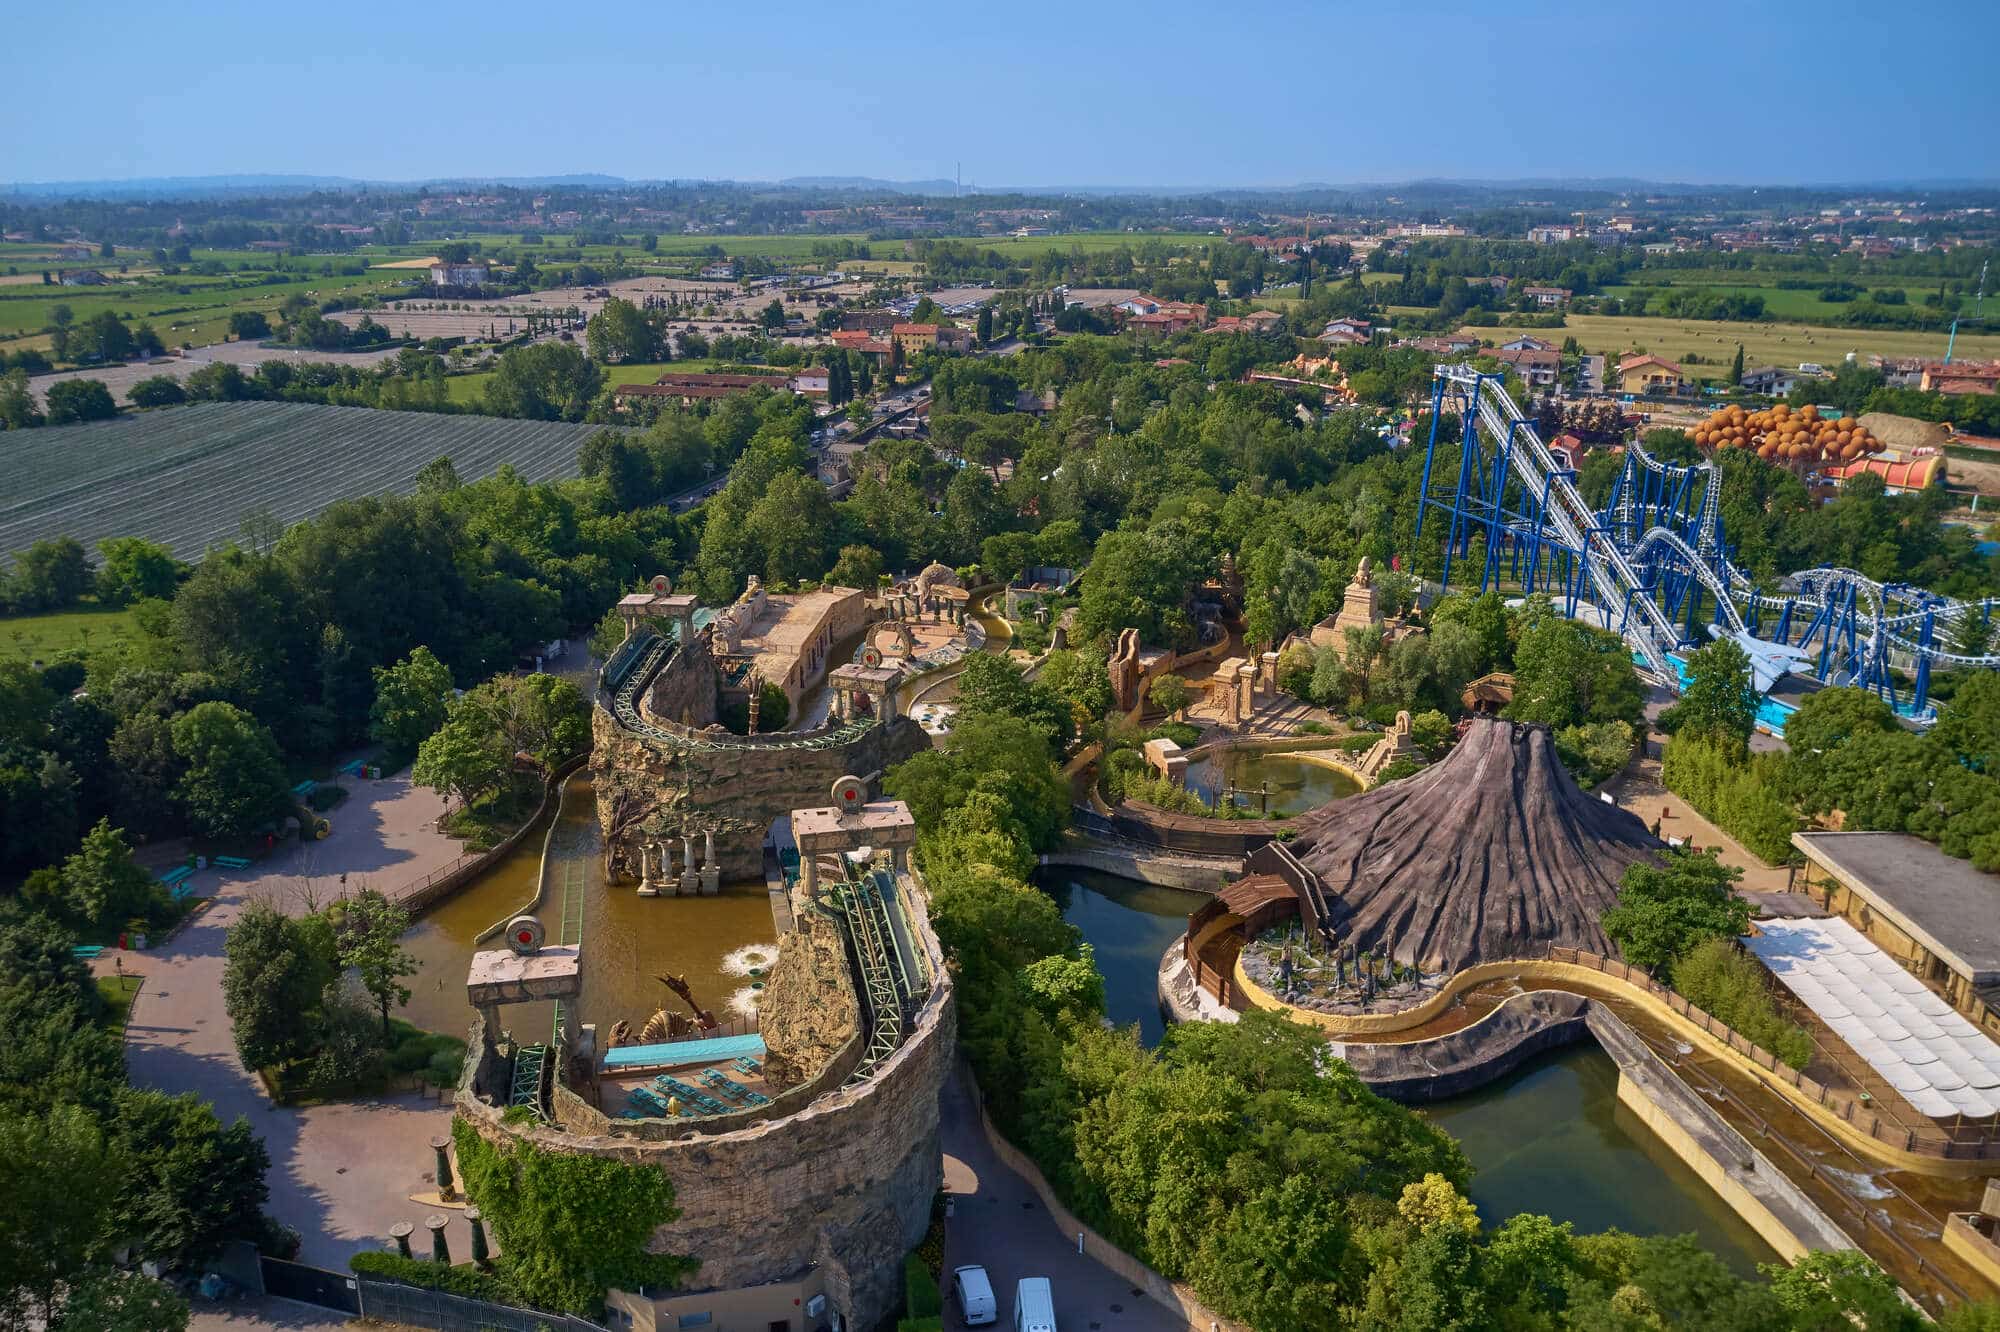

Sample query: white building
[430,261,490,287]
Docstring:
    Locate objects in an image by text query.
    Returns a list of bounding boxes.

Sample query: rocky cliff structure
[457,796,952,1332]
[592,621,929,883]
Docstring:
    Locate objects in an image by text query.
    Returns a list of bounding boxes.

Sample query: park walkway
[112,773,469,1269]
[940,1064,1182,1332]
[1603,730,1793,894]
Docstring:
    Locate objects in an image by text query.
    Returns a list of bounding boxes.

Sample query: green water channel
[400,776,779,1043]
[1043,868,1778,1275]
[1182,748,1361,816]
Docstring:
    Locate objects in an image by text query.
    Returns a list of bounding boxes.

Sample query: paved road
[116,773,468,1269]
[940,1064,1181,1332]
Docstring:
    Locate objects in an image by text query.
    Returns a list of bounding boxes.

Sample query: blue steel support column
[1414,374,1449,543]
[1440,377,1486,593]
[1913,607,1934,714]
[1481,416,1521,593]
[1525,465,1556,596]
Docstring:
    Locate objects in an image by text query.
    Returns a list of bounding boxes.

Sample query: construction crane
[1944,258,1989,365]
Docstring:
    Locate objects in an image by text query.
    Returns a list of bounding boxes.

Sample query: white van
[952,1265,996,1326]
[1013,1277,1056,1332]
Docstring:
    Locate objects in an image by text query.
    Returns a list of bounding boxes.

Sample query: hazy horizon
[12,0,1998,189]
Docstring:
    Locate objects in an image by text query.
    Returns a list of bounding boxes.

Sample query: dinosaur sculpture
[654,972,719,1031]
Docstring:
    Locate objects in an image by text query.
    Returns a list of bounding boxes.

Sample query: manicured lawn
[0,603,139,662]
[96,972,144,1033]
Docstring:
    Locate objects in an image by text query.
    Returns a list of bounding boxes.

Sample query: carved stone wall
[757,905,860,1090]
[643,637,719,729]
[457,954,954,1332]
[592,704,931,882]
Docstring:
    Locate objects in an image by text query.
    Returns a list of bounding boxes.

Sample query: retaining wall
[1227,947,2000,1175]
[1038,846,1238,891]
[1164,941,1858,1268]
[402,752,589,917]
[458,972,951,1332]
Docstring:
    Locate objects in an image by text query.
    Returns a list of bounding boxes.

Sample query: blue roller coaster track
[1416,365,2000,719]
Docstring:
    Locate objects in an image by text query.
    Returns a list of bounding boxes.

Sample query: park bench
[71,944,104,960]
[157,865,193,888]
[213,855,252,870]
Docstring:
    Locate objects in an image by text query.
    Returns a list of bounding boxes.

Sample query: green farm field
[0,604,140,663]
[1598,282,1943,322]
[442,357,733,405]
[1552,314,2000,375]
[0,266,414,351]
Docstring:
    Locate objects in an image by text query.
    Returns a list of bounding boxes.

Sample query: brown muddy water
[400,777,779,1043]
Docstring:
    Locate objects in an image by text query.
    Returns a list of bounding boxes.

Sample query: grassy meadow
[0,604,140,662]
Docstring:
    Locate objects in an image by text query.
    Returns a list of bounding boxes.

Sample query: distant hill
[777,175,960,195]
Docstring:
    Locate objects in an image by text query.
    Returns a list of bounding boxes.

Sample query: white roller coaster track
[1439,366,2000,689]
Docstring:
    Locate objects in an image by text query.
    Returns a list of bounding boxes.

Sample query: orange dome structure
[1691,401,1885,473]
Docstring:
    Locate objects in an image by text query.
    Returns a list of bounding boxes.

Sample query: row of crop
[1,402,311,518]
[2,403,602,559]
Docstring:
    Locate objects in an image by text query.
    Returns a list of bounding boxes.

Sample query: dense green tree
[0,368,41,429]
[30,818,157,928]
[412,704,513,809]
[111,1089,271,1270]
[368,645,454,761]
[1602,848,1750,980]
[1660,637,1757,753]
[1505,606,1642,731]
[0,1103,126,1328]
[44,377,117,424]
[8,535,93,610]
[49,1270,189,1332]
[126,375,186,409]
[482,340,603,421]
[585,297,664,364]
[334,888,418,1038]
[885,713,1068,852]
[956,652,1075,752]
[222,902,337,1071]
[170,701,289,839]
[94,536,181,605]
[1933,669,2000,775]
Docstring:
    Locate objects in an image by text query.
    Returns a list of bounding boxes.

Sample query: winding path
[113,774,467,1269]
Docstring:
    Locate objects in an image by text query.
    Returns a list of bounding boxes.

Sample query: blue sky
[9,0,1998,187]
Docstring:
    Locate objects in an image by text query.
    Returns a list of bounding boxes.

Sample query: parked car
[953,1265,996,1326]
[1013,1277,1056,1332]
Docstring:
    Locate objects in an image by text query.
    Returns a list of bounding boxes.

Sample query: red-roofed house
[1318,317,1372,346]
[891,322,972,356]
[1920,360,2000,396]
[1486,346,1561,389]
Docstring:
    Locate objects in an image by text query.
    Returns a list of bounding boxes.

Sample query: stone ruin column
[637,842,658,898]
[700,828,720,895]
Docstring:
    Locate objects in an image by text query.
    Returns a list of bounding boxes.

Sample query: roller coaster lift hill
[1414,365,2000,720]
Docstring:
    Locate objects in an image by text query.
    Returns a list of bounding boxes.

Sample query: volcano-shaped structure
[1283,718,1663,975]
